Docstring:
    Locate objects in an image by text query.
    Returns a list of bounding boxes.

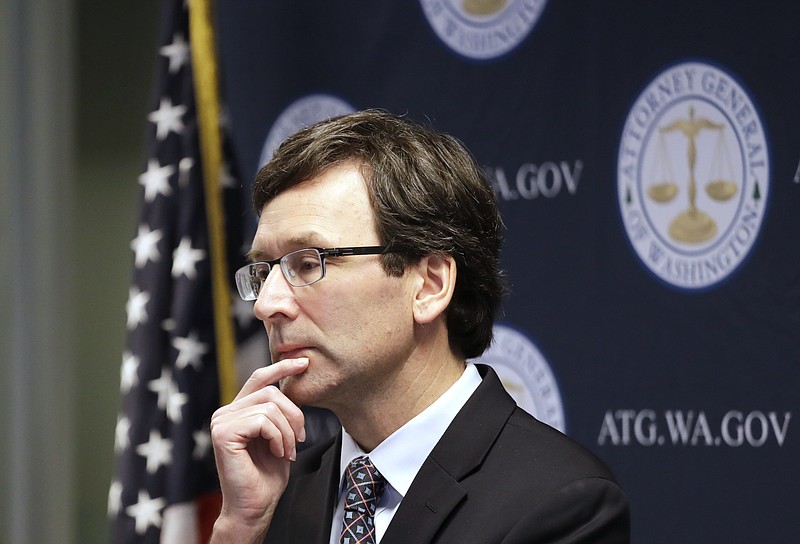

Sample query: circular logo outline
[258,94,356,169]
[617,60,770,291]
[474,323,566,432]
[419,0,548,61]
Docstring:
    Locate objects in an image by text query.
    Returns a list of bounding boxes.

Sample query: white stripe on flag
[161,501,198,544]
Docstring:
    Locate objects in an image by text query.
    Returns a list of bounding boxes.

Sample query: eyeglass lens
[237,248,325,300]
[283,248,324,286]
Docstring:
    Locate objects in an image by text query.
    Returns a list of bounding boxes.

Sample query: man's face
[249,163,417,410]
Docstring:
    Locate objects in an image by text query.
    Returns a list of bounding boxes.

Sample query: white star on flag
[147,367,188,423]
[136,429,174,474]
[172,331,208,370]
[131,224,163,268]
[159,32,189,74]
[166,385,189,424]
[126,490,167,535]
[147,367,173,411]
[126,287,150,329]
[148,97,187,140]
[172,237,206,279]
[108,480,123,516]
[178,156,194,187]
[138,159,175,202]
[120,351,140,393]
[115,415,131,453]
[193,429,211,460]
[162,318,177,332]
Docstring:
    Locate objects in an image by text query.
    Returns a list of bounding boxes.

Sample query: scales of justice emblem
[647,105,739,244]
[619,61,769,289]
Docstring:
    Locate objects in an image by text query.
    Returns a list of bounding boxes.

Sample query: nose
[253,264,297,323]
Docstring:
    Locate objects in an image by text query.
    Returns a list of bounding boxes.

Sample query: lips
[273,344,311,362]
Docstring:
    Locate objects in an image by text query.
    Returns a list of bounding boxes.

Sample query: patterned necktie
[339,456,387,544]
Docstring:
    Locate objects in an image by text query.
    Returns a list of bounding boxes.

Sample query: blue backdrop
[214,2,800,541]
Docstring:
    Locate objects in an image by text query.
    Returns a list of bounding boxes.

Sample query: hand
[209,358,308,543]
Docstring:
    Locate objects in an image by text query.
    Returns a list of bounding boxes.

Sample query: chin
[279,373,332,408]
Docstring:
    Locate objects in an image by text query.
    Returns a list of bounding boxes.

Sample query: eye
[284,250,323,285]
[297,256,321,271]
[254,264,270,280]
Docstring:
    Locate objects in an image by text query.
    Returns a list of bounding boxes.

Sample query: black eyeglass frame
[235,245,393,300]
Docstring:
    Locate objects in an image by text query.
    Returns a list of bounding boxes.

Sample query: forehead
[250,163,378,258]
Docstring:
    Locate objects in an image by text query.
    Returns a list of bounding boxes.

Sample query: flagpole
[188,0,238,405]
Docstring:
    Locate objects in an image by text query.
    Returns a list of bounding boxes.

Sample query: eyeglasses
[234,246,392,300]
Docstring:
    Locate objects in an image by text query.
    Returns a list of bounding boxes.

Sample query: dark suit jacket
[264,365,630,543]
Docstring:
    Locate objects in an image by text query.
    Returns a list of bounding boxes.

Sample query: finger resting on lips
[234,357,310,401]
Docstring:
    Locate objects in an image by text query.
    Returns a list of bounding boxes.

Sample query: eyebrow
[246,232,326,262]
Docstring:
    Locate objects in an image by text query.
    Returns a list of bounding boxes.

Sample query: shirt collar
[338,363,481,497]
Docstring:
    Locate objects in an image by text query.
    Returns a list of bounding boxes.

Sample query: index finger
[234,357,310,401]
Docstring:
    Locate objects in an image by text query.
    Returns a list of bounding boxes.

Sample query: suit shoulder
[500,407,618,481]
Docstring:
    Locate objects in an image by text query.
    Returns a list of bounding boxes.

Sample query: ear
[411,254,457,325]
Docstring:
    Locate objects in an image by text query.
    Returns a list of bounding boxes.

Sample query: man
[210,110,630,543]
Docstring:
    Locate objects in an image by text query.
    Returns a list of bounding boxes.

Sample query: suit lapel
[285,433,342,544]
[382,365,516,544]
[380,460,466,544]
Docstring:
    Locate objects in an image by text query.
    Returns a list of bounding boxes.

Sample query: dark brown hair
[252,109,505,358]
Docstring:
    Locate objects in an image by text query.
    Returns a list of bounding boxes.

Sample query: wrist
[209,509,272,544]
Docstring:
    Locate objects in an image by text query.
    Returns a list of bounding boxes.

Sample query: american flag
[108,0,258,541]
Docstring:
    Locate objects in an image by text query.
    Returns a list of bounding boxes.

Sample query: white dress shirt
[328,363,482,544]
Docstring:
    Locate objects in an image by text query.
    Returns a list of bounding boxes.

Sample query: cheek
[318,278,413,345]
[358,283,415,346]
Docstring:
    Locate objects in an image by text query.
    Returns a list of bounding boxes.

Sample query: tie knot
[343,456,386,515]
